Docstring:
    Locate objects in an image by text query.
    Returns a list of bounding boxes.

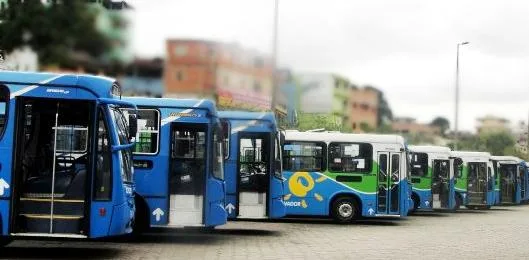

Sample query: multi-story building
[392,117,441,136]
[164,39,279,113]
[296,73,351,129]
[348,86,379,132]
[120,58,164,97]
[476,115,510,134]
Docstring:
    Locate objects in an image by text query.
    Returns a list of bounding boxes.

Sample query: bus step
[18,214,84,234]
[18,198,84,215]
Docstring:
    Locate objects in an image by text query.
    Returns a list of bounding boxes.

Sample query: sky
[127,0,529,132]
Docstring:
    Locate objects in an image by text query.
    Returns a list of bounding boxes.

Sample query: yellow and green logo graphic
[284,172,326,208]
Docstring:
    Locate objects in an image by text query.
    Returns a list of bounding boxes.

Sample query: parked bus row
[0,71,526,247]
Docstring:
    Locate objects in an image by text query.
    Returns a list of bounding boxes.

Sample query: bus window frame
[220,119,230,160]
[131,108,161,156]
[410,152,428,177]
[282,141,327,172]
[327,142,373,174]
[0,84,9,142]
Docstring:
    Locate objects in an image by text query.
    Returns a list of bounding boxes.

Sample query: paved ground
[2,205,529,259]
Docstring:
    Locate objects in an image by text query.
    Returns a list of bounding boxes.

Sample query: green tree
[452,130,515,156]
[0,0,120,69]
[480,130,515,155]
[430,116,450,136]
[297,113,347,132]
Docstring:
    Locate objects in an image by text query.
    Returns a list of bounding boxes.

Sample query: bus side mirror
[128,114,138,141]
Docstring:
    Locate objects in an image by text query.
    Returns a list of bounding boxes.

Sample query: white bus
[282,130,412,222]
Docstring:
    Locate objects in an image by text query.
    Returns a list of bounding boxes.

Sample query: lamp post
[454,41,469,150]
[271,0,279,115]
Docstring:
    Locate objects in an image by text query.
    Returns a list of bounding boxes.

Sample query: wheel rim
[338,203,353,218]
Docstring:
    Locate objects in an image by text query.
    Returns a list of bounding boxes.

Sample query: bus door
[518,165,526,201]
[168,123,206,226]
[499,164,516,203]
[377,152,400,215]
[467,162,487,205]
[432,160,451,209]
[236,133,270,218]
[13,98,92,236]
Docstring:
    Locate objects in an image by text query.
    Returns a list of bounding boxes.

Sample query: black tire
[331,197,358,223]
[0,237,12,247]
[411,194,420,212]
[454,194,462,210]
[132,196,150,237]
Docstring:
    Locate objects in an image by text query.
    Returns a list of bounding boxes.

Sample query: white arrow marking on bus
[152,208,164,222]
[425,201,430,207]
[225,203,235,214]
[0,178,9,196]
[368,208,375,215]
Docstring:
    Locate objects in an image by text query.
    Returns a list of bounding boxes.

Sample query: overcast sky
[127,0,529,132]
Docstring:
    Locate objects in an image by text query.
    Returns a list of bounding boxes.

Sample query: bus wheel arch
[329,194,361,223]
[133,194,150,235]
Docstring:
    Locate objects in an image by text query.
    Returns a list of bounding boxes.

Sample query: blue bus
[451,151,495,209]
[491,156,526,205]
[218,111,286,220]
[0,71,137,246]
[282,130,411,222]
[408,146,456,211]
[122,97,226,230]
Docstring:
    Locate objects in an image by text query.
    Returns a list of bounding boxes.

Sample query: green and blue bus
[491,156,525,205]
[282,130,411,222]
[218,111,286,220]
[122,97,227,230]
[0,71,137,246]
[408,146,456,211]
[451,151,495,209]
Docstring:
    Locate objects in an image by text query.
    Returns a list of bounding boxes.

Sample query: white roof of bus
[408,145,451,153]
[451,151,491,158]
[284,130,405,145]
[491,156,522,163]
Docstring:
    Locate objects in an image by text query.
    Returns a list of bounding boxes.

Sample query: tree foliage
[452,130,516,156]
[430,116,450,135]
[0,0,114,67]
[297,113,350,132]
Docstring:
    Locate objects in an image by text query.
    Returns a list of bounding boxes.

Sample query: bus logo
[284,172,326,208]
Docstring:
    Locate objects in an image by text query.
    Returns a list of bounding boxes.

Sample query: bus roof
[285,130,406,145]
[0,71,118,98]
[451,151,491,160]
[408,145,451,153]
[218,111,276,123]
[491,155,523,164]
[123,96,217,113]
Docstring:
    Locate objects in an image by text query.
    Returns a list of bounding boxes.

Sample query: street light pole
[454,41,469,150]
[270,0,279,115]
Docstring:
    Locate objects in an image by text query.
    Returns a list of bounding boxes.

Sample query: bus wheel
[132,197,150,237]
[331,197,358,223]
[454,195,462,210]
[411,194,420,212]
[0,237,12,247]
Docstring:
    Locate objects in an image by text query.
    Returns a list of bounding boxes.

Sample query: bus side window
[94,108,112,200]
[0,85,8,139]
